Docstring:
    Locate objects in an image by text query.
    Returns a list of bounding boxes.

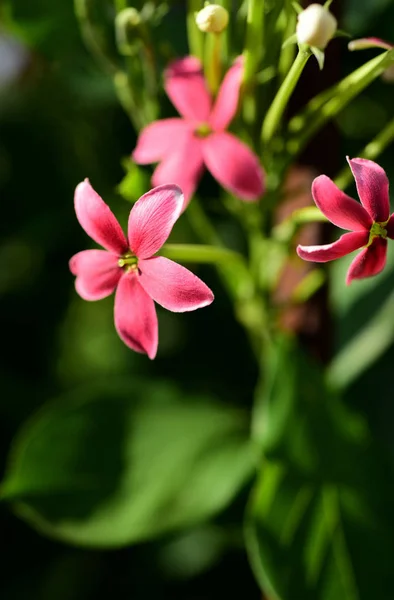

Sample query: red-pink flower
[69,180,214,358]
[297,157,394,285]
[132,56,265,207]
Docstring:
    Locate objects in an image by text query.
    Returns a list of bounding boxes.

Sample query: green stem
[114,0,127,10]
[187,0,204,60]
[74,0,118,75]
[286,48,394,158]
[278,2,297,82]
[187,200,267,358]
[242,0,265,125]
[205,32,222,95]
[335,116,394,189]
[272,117,394,241]
[218,0,230,63]
[243,0,264,86]
[113,71,144,130]
[160,244,243,264]
[261,47,312,146]
[75,0,145,129]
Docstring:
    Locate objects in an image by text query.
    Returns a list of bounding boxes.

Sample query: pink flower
[132,56,265,207]
[297,158,394,285]
[69,180,214,358]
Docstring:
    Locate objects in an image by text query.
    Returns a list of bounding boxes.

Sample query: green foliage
[329,240,394,389]
[117,160,151,202]
[2,380,256,548]
[247,338,394,600]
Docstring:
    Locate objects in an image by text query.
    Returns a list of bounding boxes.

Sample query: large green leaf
[328,240,394,389]
[1,380,255,548]
[247,338,394,600]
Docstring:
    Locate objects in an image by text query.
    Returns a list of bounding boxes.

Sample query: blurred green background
[2,0,394,598]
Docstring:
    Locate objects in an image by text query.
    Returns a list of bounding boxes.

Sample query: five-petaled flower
[69,180,214,358]
[132,56,265,207]
[297,157,394,284]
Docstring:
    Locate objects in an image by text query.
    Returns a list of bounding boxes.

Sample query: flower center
[195,122,212,138]
[118,253,138,272]
[368,221,388,246]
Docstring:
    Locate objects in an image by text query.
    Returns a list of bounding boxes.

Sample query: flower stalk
[204,31,222,95]
[187,0,204,61]
[261,46,312,147]
[287,48,394,158]
[160,244,244,264]
[334,116,394,190]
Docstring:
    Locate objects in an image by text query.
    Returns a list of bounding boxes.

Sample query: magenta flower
[297,158,394,285]
[69,180,214,358]
[132,56,265,206]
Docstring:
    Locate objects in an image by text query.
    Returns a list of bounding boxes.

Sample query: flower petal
[128,184,184,259]
[347,157,390,222]
[152,134,204,207]
[114,273,158,359]
[297,230,369,262]
[132,119,191,164]
[312,175,372,231]
[74,180,128,255]
[138,256,214,312]
[69,250,121,301]
[346,237,387,284]
[164,57,211,122]
[202,132,264,201]
[209,56,243,131]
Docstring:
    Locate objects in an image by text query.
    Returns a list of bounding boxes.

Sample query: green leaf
[328,241,394,389]
[2,380,256,548]
[247,338,394,600]
[117,160,151,203]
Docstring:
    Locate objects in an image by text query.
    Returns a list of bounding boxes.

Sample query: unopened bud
[195,4,229,34]
[296,4,337,49]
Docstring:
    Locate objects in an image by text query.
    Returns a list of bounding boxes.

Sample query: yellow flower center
[118,253,138,272]
[195,123,212,138]
[368,221,388,246]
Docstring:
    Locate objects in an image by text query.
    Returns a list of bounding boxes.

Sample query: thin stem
[278,3,297,83]
[187,0,204,60]
[242,0,265,126]
[160,244,243,264]
[261,47,312,145]
[75,0,145,129]
[218,0,230,62]
[286,48,394,159]
[114,0,127,10]
[243,0,264,86]
[74,0,118,75]
[205,32,222,95]
[187,200,267,358]
[335,116,394,189]
[113,71,144,130]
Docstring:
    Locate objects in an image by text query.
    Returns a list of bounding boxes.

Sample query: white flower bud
[296,4,337,49]
[195,4,229,34]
